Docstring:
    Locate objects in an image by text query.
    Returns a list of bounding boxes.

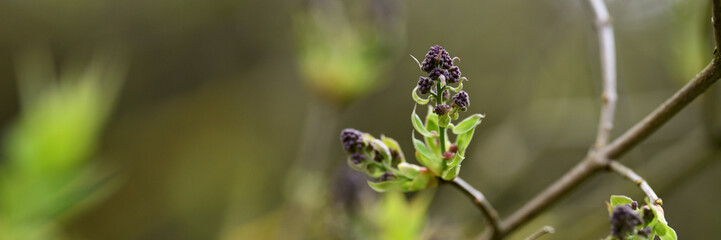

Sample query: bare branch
[608,161,662,205]
[469,1,721,238]
[448,177,502,238]
[491,1,721,236]
[588,0,618,149]
[499,156,603,235]
[524,226,555,240]
[603,0,721,159]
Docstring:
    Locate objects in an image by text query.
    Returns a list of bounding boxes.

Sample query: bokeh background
[0,0,719,239]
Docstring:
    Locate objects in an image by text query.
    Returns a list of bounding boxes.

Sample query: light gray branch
[480,0,721,238]
[524,226,555,240]
[608,161,662,205]
[448,177,502,238]
[588,0,618,149]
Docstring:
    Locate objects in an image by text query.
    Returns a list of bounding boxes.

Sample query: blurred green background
[0,0,719,239]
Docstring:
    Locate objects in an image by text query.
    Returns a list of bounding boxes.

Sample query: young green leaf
[371,139,392,166]
[447,82,463,92]
[455,128,476,157]
[413,137,443,174]
[368,180,405,192]
[381,135,406,163]
[424,107,441,154]
[408,171,438,191]
[412,86,430,105]
[607,195,634,214]
[446,152,464,169]
[452,114,485,134]
[398,162,421,178]
[412,106,435,137]
[441,165,460,180]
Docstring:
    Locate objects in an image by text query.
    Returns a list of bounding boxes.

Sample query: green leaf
[424,107,441,155]
[441,165,460,180]
[446,152,464,168]
[438,114,451,128]
[370,139,392,167]
[408,171,438,191]
[608,195,634,214]
[649,205,676,240]
[452,114,485,134]
[447,82,463,92]
[412,106,435,137]
[381,135,405,163]
[397,162,420,178]
[368,180,405,192]
[455,128,476,156]
[413,137,442,174]
[411,86,430,105]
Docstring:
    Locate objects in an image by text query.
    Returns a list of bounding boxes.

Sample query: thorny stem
[476,0,721,238]
[448,177,502,238]
[608,161,662,206]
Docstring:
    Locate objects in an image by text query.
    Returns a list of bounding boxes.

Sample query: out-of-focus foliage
[0,49,124,240]
[294,0,404,105]
[363,191,434,240]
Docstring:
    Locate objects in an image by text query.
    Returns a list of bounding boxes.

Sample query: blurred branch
[602,0,721,159]
[524,226,555,240]
[588,0,618,150]
[608,161,661,205]
[480,0,721,238]
[448,177,502,238]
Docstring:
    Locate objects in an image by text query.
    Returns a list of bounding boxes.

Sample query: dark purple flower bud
[349,152,365,164]
[434,104,451,115]
[448,144,458,153]
[373,150,383,162]
[610,205,643,239]
[379,171,396,181]
[447,66,462,83]
[642,206,655,225]
[390,149,400,160]
[439,52,453,69]
[452,91,470,109]
[417,77,434,94]
[638,227,652,238]
[341,128,364,152]
[631,201,638,210]
[421,58,435,72]
[428,67,449,81]
[442,151,454,160]
[421,45,441,72]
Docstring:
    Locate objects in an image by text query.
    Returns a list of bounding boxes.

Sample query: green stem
[439,126,446,153]
[436,82,446,154]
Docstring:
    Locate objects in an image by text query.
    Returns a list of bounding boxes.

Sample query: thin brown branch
[448,177,502,238]
[608,161,662,205]
[589,0,618,149]
[524,226,555,240]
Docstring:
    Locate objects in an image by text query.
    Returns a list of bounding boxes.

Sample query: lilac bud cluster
[341,128,365,153]
[417,77,433,94]
[610,204,643,239]
[416,45,465,94]
[452,91,470,110]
